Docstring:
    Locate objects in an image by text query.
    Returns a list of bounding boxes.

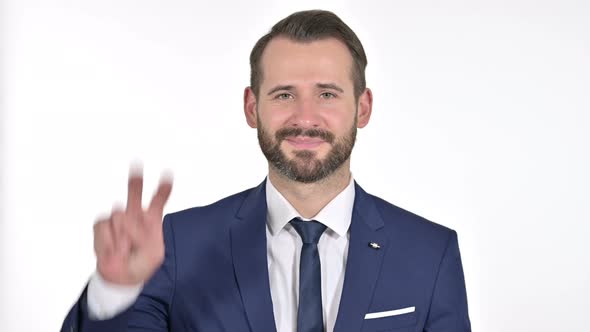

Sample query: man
[62,9,471,332]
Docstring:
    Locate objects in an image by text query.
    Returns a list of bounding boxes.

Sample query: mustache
[275,127,335,144]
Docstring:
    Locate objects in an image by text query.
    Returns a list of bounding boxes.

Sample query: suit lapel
[230,180,277,332]
[333,183,389,332]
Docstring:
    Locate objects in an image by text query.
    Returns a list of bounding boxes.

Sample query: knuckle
[93,220,105,232]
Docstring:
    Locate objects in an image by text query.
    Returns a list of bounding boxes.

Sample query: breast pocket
[361,306,418,332]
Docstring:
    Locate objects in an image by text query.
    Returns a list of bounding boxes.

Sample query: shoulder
[163,185,257,230]
[366,192,457,251]
[373,194,452,232]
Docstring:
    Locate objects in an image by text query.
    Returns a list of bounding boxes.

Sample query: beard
[257,118,357,183]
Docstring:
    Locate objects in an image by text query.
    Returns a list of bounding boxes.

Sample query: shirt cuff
[86,272,143,320]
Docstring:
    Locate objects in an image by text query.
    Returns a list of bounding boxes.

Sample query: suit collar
[231,180,277,332]
[351,181,385,231]
[265,176,355,238]
[333,182,389,331]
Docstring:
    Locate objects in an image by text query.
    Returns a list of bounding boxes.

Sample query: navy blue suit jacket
[62,181,471,331]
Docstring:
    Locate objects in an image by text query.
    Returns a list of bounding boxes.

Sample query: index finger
[127,168,144,213]
[147,176,173,215]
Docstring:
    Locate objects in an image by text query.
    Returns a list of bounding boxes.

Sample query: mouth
[284,137,325,149]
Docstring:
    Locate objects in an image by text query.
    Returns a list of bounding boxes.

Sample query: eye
[320,92,336,99]
[275,93,293,100]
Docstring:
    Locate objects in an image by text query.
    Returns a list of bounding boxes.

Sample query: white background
[1,0,589,331]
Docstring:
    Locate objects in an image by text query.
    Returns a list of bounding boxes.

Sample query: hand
[93,169,173,285]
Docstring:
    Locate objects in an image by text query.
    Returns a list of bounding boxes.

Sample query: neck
[268,160,352,219]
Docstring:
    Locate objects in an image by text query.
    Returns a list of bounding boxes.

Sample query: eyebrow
[267,85,295,96]
[316,83,344,93]
[266,83,345,96]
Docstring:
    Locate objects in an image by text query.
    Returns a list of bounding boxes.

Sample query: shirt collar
[265,175,355,238]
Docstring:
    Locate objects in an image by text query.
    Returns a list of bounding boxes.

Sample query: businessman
[62,9,471,332]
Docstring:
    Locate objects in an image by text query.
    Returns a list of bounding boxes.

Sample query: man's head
[249,10,368,101]
[244,10,373,183]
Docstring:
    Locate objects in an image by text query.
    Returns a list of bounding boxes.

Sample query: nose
[289,98,321,128]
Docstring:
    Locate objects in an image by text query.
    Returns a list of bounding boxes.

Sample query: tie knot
[290,218,327,244]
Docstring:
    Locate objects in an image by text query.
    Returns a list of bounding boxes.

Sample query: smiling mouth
[284,137,325,149]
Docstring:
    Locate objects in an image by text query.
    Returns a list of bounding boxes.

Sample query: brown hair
[249,10,368,100]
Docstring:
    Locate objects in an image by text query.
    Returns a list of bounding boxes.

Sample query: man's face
[245,37,371,183]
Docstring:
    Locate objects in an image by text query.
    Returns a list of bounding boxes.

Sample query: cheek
[320,108,357,133]
[259,104,294,128]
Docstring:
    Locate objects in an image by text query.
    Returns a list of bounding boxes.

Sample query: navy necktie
[290,218,327,332]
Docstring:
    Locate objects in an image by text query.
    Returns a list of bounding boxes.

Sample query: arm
[61,214,176,332]
[61,170,174,331]
[424,231,472,332]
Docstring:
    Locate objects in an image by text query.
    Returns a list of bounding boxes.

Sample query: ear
[356,88,373,128]
[244,87,258,128]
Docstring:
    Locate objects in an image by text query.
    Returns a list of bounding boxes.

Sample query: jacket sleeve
[61,214,176,332]
[424,231,472,332]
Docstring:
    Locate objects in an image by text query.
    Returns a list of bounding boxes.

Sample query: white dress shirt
[88,176,355,332]
[266,176,354,332]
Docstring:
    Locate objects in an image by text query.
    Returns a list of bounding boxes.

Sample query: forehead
[260,37,354,88]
